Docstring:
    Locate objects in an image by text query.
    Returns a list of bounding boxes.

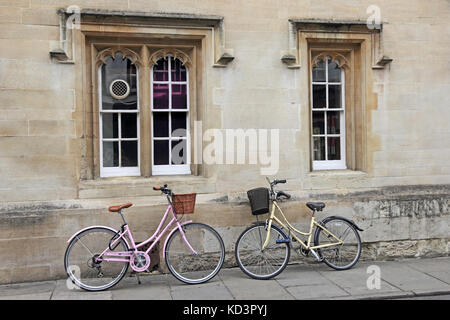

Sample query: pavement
[0,256,449,300]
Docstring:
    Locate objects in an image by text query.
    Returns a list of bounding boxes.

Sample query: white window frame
[99,64,141,178]
[311,57,346,170]
[151,55,191,175]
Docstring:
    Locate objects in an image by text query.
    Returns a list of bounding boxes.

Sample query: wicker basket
[172,193,197,214]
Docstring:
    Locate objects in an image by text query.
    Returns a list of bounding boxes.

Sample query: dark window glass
[121,141,138,167]
[171,58,187,82]
[171,112,187,136]
[121,113,137,138]
[103,141,119,167]
[102,113,118,139]
[153,112,169,138]
[327,137,341,160]
[313,85,326,108]
[327,111,340,135]
[154,140,169,165]
[171,84,187,109]
[312,111,325,135]
[153,58,169,81]
[328,85,341,108]
[153,84,169,109]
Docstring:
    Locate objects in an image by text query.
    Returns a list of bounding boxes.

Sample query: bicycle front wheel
[235,222,290,280]
[64,227,129,291]
[314,217,361,270]
[165,223,225,284]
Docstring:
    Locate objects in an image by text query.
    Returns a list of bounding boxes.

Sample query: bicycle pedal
[276,238,291,244]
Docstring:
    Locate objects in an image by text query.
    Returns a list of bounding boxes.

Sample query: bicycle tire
[314,217,361,270]
[235,222,290,280]
[64,227,129,291]
[165,223,225,284]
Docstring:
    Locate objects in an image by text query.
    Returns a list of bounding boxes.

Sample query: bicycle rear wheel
[235,222,290,280]
[64,227,129,291]
[165,223,225,284]
[314,217,361,270]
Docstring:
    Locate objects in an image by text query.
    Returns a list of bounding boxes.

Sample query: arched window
[151,55,190,175]
[311,55,346,170]
[99,52,140,177]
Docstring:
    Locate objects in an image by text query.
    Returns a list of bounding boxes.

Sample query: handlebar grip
[278,179,286,184]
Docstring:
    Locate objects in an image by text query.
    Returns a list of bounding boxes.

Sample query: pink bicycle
[64,184,225,291]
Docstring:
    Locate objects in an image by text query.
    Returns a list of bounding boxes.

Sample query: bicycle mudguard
[162,220,192,258]
[67,225,132,250]
[319,216,364,231]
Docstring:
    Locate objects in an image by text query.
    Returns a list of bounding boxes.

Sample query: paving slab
[219,268,294,300]
[317,261,402,296]
[111,275,172,300]
[0,280,56,298]
[405,257,450,284]
[275,264,332,287]
[0,291,52,300]
[170,279,233,300]
[285,283,349,300]
[51,279,112,300]
[377,260,450,295]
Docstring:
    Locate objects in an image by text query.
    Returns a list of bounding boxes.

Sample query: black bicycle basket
[247,187,270,215]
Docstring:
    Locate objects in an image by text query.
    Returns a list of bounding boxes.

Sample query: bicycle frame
[262,201,343,251]
[94,204,197,268]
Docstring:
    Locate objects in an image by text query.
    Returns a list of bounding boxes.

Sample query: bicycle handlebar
[153,184,172,195]
[276,191,291,200]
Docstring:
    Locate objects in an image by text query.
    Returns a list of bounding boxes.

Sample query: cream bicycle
[235,178,363,280]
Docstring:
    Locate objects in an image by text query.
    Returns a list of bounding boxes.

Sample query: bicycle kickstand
[136,273,142,285]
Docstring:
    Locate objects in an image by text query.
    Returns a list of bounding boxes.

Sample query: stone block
[28,120,75,137]
[0,120,28,136]
[0,7,21,23]
[21,8,60,26]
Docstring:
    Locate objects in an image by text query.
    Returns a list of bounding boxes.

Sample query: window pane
[121,113,137,138]
[171,112,187,137]
[153,112,169,138]
[171,58,187,82]
[101,53,138,110]
[328,85,341,108]
[171,140,187,165]
[153,58,169,81]
[327,111,340,134]
[312,59,326,82]
[103,141,119,167]
[154,140,169,165]
[312,111,324,135]
[328,60,341,83]
[121,141,138,167]
[153,84,169,109]
[313,137,325,161]
[102,113,118,139]
[327,137,341,160]
[313,85,326,109]
[172,84,187,109]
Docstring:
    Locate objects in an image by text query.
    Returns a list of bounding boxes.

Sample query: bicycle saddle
[108,202,133,212]
[306,202,325,211]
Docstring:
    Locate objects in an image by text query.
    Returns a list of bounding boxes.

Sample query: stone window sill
[306,169,368,178]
